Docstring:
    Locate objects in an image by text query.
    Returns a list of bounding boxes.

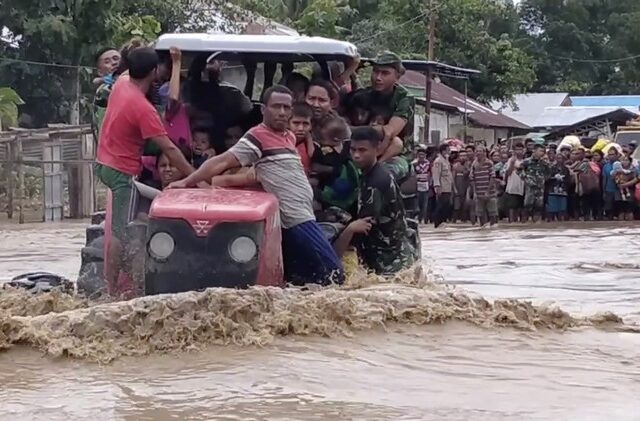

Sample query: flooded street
[1,222,639,420]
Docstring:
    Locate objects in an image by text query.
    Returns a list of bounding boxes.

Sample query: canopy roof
[155,33,358,62]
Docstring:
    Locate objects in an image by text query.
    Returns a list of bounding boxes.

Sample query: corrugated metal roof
[570,96,640,108]
[530,106,639,128]
[400,71,530,130]
[545,108,640,139]
[490,93,570,127]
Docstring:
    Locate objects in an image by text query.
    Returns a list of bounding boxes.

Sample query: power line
[546,53,640,64]
[0,57,95,70]
[0,56,245,71]
[351,0,449,46]
[351,12,429,45]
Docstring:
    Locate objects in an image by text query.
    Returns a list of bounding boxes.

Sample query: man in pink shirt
[96,47,194,294]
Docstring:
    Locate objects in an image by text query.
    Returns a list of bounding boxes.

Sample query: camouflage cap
[372,51,405,72]
[531,136,546,145]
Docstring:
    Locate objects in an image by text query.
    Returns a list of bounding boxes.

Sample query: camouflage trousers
[524,187,545,211]
[382,156,410,181]
[363,238,418,278]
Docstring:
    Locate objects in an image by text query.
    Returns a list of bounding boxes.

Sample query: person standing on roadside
[469,146,498,227]
[546,153,571,221]
[452,151,470,223]
[575,151,602,220]
[519,142,551,223]
[504,143,525,223]
[414,146,431,224]
[602,148,620,219]
[432,143,453,228]
[612,155,638,221]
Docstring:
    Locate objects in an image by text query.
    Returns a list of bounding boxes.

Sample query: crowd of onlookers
[414,138,640,227]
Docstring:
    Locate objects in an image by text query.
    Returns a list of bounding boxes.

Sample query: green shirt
[362,84,415,156]
[355,162,417,276]
[92,76,161,156]
[92,81,113,141]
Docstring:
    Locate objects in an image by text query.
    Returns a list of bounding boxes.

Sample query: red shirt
[296,141,312,175]
[97,78,167,176]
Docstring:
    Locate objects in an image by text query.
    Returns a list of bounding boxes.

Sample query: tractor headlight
[149,232,175,260]
[228,236,257,263]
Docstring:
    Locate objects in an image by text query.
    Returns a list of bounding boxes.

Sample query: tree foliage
[347,0,536,102]
[0,87,25,129]
[519,0,640,95]
[3,0,640,127]
[0,0,249,127]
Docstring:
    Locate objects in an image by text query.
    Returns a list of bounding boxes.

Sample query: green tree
[295,0,354,37]
[109,14,163,47]
[520,0,640,95]
[349,0,535,101]
[0,0,119,126]
[0,0,250,127]
[0,87,25,129]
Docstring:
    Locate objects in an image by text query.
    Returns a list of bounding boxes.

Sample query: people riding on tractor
[91,36,421,296]
[358,51,415,181]
[289,102,315,175]
[305,79,338,141]
[310,114,360,213]
[166,85,345,286]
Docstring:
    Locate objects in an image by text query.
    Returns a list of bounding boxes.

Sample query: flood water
[1,221,639,421]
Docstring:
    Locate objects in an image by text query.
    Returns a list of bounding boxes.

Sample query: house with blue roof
[570,96,640,109]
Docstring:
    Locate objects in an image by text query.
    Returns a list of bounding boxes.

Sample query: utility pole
[427,0,436,61]
[424,0,437,145]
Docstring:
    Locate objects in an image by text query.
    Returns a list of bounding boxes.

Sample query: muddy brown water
[1,221,639,421]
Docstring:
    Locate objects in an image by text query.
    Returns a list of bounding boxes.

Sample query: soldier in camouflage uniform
[93,79,116,140]
[334,127,418,276]
[360,51,415,181]
[92,48,121,140]
[519,142,552,221]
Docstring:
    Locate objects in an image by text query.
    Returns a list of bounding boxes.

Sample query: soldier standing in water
[334,127,418,276]
[519,142,552,222]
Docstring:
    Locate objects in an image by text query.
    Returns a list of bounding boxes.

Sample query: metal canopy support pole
[424,0,437,145]
[16,137,24,224]
[464,79,469,141]
[80,133,95,217]
[4,140,13,219]
[424,68,433,145]
[604,118,612,139]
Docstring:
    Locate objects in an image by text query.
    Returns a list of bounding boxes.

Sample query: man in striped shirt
[168,85,344,286]
[469,146,498,227]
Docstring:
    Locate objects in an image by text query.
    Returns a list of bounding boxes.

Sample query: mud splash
[0,287,87,317]
[0,265,632,363]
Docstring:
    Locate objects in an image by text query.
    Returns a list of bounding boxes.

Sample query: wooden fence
[0,124,96,223]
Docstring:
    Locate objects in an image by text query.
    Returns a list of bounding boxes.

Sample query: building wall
[449,125,510,147]
[414,106,463,145]
[430,109,450,143]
